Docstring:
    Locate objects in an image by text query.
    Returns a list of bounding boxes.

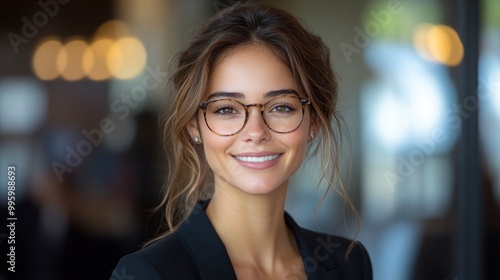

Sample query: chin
[235,178,286,196]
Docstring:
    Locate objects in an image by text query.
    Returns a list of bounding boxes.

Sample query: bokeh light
[32,20,146,81]
[413,24,464,66]
[413,23,434,61]
[0,78,47,134]
[94,19,131,40]
[83,38,114,81]
[32,38,64,80]
[107,37,147,79]
[57,38,89,81]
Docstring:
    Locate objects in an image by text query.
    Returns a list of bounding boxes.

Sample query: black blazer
[111,201,372,279]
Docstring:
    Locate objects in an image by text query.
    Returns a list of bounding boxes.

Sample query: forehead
[205,44,296,100]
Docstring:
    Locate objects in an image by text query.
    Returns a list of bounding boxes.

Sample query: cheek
[200,128,233,167]
[283,127,310,160]
[292,123,312,160]
[292,117,311,148]
[290,132,309,157]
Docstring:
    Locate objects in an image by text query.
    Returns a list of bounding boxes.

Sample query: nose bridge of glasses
[245,103,265,109]
[244,103,266,116]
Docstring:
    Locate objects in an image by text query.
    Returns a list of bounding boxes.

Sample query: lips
[232,152,282,170]
[235,154,280,162]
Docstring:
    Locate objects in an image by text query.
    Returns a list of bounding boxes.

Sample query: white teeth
[235,154,280,162]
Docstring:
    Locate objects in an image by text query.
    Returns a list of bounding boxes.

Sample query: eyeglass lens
[202,95,307,136]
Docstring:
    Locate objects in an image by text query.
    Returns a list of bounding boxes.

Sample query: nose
[240,106,271,143]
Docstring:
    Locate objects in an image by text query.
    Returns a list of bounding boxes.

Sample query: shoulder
[297,227,373,279]
[110,231,198,280]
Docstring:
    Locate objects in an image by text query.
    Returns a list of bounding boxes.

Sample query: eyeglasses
[198,94,310,136]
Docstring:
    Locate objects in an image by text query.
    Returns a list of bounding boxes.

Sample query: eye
[215,106,239,115]
[270,103,296,114]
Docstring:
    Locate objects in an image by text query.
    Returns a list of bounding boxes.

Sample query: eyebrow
[206,89,299,101]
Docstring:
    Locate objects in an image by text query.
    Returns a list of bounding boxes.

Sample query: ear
[187,117,200,140]
[309,113,321,132]
[308,112,320,140]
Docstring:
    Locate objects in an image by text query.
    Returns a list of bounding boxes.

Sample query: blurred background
[0,0,498,279]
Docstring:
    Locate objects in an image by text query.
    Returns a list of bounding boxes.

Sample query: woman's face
[189,44,313,195]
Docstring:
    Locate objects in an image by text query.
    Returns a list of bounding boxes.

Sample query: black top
[110,201,372,279]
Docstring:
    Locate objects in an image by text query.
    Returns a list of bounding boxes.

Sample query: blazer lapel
[177,202,340,280]
[177,202,238,280]
[285,213,340,280]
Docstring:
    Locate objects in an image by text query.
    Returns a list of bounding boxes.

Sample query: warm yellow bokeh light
[32,20,146,81]
[413,24,434,61]
[107,37,147,79]
[32,38,64,80]
[428,25,464,66]
[413,23,464,66]
[83,38,114,81]
[94,19,131,40]
[57,38,89,81]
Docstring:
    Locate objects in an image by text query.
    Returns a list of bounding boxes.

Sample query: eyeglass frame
[197,94,311,136]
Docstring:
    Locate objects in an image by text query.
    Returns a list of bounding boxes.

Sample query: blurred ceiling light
[413,24,464,66]
[94,19,131,39]
[107,37,147,79]
[83,38,114,81]
[57,38,88,81]
[32,38,64,80]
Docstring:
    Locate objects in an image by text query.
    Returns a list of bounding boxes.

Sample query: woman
[112,2,372,279]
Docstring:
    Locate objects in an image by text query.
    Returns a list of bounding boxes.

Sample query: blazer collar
[284,211,339,279]
[177,201,237,280]
[177,200,338,280]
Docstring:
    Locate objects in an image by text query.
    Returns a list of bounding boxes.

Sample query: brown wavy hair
[151,1,359,255]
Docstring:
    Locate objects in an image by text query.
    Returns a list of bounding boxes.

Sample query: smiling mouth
[234,154,281,163]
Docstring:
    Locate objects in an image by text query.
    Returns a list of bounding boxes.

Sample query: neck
[206,180,297,268]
